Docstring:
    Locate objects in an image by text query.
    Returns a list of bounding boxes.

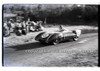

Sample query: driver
[59,25,65,32]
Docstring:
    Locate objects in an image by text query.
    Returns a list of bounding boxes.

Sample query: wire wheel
[73,37,78,41]
[52,39,59,45]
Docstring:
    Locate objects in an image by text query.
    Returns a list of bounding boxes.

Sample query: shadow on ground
[6,42,49,51]
[5,40,72,51]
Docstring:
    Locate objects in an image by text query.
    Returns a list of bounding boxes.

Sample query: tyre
[73,37,78,41]
[52,39,59,45]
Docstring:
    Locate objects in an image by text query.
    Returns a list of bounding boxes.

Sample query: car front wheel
[73,37,78,41]
[52,39,59,45]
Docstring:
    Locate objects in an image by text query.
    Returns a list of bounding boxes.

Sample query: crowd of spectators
[3,18,44,37]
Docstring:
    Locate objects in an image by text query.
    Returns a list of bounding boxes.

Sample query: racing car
[35,29,81,45]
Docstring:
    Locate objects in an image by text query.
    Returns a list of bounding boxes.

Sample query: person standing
[7,20,12,32]
[3,22,10,37]
[21,21,27,35]
[14,20,22,36]
[26,18,31,32]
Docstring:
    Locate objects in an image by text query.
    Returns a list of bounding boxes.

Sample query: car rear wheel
[52,39,59,45]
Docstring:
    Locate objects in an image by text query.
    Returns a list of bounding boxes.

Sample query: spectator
[29,21,36,32]
[26,19,31,32]
[21,21,27,35]
[7,20,11,31]
[3,22,10,37]
[22,21,26,29]
[14,20,22,36]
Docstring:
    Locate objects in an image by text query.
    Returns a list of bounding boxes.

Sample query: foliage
[3,4,98,25]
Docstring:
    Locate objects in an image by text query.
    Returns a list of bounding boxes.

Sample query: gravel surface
[3,26,98,67]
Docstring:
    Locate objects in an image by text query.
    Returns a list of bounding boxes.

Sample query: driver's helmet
[59,25,64,31]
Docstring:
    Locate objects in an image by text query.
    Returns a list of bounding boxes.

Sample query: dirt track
[3,33,98,67]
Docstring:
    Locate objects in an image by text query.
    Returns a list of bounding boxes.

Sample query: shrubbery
[3,4,98,25]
